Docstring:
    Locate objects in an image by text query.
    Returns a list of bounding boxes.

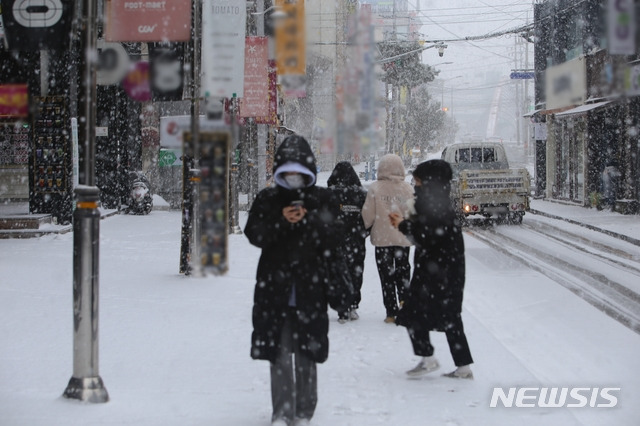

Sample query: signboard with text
[104,0,192,42]
[201,0,246,98]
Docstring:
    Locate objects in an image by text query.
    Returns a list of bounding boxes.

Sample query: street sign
[158,149,179,167]
[510,72,535,80]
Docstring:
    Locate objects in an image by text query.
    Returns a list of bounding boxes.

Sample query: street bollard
[63,186,109,403]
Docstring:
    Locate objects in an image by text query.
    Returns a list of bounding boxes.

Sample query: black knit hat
[412,159,452,184]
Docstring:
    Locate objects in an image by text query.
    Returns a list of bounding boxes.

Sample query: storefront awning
[555,101,611,117]
[523,109,544,117]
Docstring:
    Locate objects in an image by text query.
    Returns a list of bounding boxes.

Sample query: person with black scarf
[327,161,368,323]
[389,159,474,380]
[244,135,352,425]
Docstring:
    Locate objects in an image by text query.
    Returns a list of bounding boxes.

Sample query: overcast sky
[414,0,534,83]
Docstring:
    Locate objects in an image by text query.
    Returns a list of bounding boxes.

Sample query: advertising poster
[201,0,246,99]
[104,0,192,42]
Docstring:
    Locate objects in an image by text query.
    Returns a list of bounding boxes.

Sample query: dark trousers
[270,311,317,424]
[338,243,365,318]
[374,246,410,317]
[408,317,474,367]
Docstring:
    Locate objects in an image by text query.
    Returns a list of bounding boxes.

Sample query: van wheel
[508,212,523,224]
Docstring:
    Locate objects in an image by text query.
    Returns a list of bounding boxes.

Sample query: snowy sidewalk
[529,199,640,245]
[1,210,639,425]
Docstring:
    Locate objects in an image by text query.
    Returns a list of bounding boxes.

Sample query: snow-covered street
[1,202,639,425]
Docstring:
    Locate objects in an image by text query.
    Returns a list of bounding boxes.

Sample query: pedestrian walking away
[361,154,414,324]
[244,135,353,426]
[327,161,368,323]
[390,159,474,380]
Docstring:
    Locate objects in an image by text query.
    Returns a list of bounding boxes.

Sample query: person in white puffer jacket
[361,154,414,323]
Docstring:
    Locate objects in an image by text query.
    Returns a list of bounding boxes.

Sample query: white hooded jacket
[361,154,414,247]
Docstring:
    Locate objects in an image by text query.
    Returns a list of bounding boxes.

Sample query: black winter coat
[244,136,349,364]
[327,162,368,249]
[395,162,466,332]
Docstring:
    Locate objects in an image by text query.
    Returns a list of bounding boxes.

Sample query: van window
[483,148,495,162]
[471,148,483,162]
[456,148,470,163]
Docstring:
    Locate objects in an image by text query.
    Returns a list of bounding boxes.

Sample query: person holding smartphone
[244,135,351,426]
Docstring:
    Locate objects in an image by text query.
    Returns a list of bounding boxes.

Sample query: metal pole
[189,0,202,276]
[63,0,108,403]
[230,95,242,234]
[256,0,267,192]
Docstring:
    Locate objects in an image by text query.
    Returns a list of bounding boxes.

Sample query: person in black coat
[244,135,351,425]
[327,161,368,323]
[390,159,474,379]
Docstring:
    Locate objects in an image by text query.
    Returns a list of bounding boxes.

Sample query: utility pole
[63,0,108,403]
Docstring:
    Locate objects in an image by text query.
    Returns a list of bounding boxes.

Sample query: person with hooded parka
[361,154,414,323]
[390,159,474,379]
[327,161,368,323]
[244,135,352,426]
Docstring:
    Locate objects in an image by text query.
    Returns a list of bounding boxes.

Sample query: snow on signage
[0,84,28,118]
[201,0,246,99]
[104,0,192,42]
[239,37,269,118]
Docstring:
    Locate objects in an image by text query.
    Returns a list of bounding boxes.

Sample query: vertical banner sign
[201,0,247,98]
[0,0,73,51]
[149,42,185,101]
[608,0,636,55]
[275,0,306,97]
[255,60,278,124]
[198,131,230,275]
[104,0,192,42]
[239,37,269,118]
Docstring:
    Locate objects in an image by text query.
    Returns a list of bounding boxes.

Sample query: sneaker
[349,309,359,321]
[384,316,395,324]
[272,420,288,426]
[406,356,440,377]
[443,366,474,380]
[294,418,310,426]
[337,317,348,324]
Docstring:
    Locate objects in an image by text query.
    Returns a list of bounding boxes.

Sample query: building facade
[533,0,639,212]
